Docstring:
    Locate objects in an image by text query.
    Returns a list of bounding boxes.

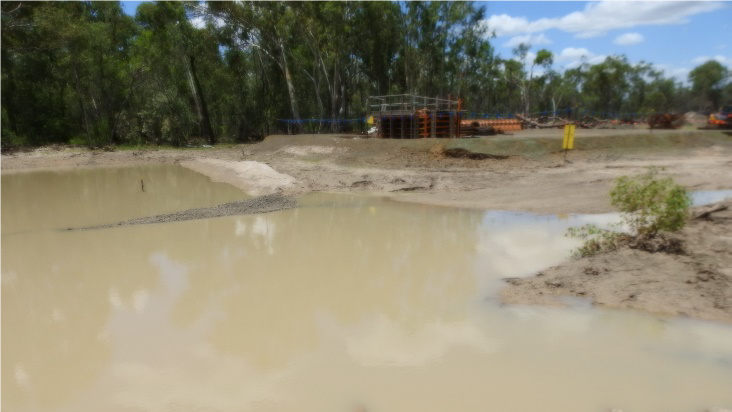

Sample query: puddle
[691,189,732,206]
[2,167,732,412]
[1,165,249,234]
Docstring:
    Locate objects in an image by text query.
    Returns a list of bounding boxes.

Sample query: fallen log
[515,113,569,129]
[462,122,504,136]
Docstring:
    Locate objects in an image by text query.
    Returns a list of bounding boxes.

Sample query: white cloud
[512,51,537,67]
[557,47,593,61]
[483,1,725,38]
[190,16,206,29]
[614,32,644,45]
[691,55,730,65]
[556,47,606,69]
[656,64,691,82]
[188,3,225,30]
[503,33,552,48]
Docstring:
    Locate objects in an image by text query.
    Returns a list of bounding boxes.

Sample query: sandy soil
[3,129,731,214]
[502,201,732,323]
[182,158,299,195]
[4,129,732,322]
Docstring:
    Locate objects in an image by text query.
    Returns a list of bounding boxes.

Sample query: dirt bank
[181,158,300,195]
[501,201,732,323]
[3,129,732,214]
[74,194,297,230]
[4,130,732,323]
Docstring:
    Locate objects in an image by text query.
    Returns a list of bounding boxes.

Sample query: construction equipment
[462,118,522,133]
[367,95,462,138]
[648,113,684,130]
[706,105,732,129]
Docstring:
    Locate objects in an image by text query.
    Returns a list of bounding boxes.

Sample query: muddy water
[1,165,249,234]
[2,166,732,412]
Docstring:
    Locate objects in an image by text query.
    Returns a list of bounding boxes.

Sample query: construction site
[360,94,732,138]
[5,1,732,411]
[366,94,523,138]
[4,105,732,412]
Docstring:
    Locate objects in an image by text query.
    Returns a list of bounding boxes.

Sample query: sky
[480,1,731,81]
[120,1,731,82]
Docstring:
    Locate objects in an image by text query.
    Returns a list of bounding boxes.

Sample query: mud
[442,147,509,160]
[74,194,297,230]
[501,200,732,323]
[3,130,731,215]
[3,130,732,323]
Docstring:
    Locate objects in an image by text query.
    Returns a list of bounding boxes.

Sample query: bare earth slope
[3,129,732,214]
[501,201,732,323]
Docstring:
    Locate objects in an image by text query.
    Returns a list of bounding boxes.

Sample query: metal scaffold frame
[367,94,462,139]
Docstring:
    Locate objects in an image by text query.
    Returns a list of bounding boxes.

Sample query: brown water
[2,166,732,412]
[1,165,249,234]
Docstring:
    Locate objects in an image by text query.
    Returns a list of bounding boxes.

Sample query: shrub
[566,225,619,258]
[567,168,691,258]
[609,168,691,236]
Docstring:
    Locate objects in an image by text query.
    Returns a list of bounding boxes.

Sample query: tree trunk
[190,56,215,144]
[2,50,20,135]
[186,55,216,145]
[330,59,339,132]
[279,39,302,133]
[73,67,94,146]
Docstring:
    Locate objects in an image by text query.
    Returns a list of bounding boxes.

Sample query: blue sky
[480,1,731,81]
[120,1,142,17]
[120,1,730,81]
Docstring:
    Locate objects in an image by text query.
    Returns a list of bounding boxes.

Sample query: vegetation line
[2,2,729,148]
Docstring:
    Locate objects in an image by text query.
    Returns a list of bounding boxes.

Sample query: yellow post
[567,124,575,149]
[562,124,576,149]
[562,124,576,162]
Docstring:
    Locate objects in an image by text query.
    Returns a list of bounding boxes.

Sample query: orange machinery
[708,105,732,129]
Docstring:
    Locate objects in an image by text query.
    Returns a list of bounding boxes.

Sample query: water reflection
[165,195,486,370]
[3,168,732,412]
[1,165,247,234]
[2,228,157,410]
[691,190,732,206]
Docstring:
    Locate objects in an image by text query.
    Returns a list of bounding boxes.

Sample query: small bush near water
[567,168,691,258]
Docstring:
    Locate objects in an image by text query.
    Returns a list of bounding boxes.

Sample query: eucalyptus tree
[207,1,306,132]
[688,60,729,111]
[135,1,216,144]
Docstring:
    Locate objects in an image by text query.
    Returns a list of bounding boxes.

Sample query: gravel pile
[75,194,297,230]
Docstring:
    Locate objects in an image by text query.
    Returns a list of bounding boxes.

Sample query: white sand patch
[182,159,298,196]
[282,146,343,156]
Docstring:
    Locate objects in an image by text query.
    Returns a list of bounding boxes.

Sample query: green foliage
[568,169,691,257]
[566,224,623,258]
[0,1,718,146]
[688,60,730,111]
[610,168,692,236]
[534,49,553,68]
[68,136,87,146]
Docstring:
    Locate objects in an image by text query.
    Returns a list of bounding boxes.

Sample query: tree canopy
[2,1,731,147]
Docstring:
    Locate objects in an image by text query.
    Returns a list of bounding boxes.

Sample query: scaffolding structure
[368,94,462,138]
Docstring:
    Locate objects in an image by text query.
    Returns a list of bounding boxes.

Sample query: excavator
[706,105,732,129]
